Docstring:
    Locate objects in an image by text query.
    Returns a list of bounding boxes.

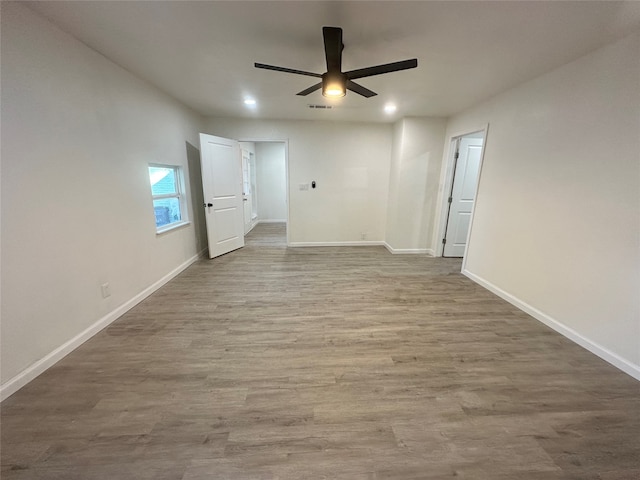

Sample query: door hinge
[442,238,447,245]
[454,151,459,160]
[448,197,453,204]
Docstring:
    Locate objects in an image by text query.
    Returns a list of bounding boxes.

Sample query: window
[149,165,187,233]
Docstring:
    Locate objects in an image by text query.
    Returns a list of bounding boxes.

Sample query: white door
[199,133,245,258]
[443,136,483,257]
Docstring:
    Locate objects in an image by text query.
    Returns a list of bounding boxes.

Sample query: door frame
[433,124,489,261]
[237,138,290,246]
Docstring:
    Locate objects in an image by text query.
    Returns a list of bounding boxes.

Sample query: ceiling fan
[255,26,418,98]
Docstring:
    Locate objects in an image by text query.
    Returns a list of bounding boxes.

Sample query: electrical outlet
[101,283,111,298]
[299,183,309,191]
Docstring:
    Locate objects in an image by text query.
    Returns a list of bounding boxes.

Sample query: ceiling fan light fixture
[323,86,345,97]
[322,72,346,97]
[255,27,417,99]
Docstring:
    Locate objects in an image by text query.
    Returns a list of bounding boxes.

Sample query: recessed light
[384,104,397,114]
[244,98,256,106]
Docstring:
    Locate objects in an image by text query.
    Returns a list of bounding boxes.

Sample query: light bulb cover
[322,72,346,97]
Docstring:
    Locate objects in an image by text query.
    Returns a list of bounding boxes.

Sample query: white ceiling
[26,1,640,123]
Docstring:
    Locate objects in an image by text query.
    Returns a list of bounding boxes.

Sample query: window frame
[148,163,189,234]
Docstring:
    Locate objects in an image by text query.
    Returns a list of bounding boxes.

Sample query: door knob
[204,203,213,207]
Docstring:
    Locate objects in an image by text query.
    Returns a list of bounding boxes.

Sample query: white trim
[288,242,433,254]
[289,241,385,248]
[462,268,640,382]
[257,219,287,224]
[384,243,435,255]
[155,220,191,235]
[0,252,203,401]
[245,221,258,235]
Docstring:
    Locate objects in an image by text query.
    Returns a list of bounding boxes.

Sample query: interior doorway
[239,140,288,242]
[438,129,486,258]
[241,147,257,234]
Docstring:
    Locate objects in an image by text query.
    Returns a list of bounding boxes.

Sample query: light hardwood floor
[2,223,639,479]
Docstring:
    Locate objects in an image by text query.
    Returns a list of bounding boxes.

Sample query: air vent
[308,105,332,109]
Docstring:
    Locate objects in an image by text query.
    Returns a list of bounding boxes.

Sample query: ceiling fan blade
[297,83,322,96]
[346,80,377,98]
[323,26,343,72]
[255,63,322,78]
[345,59,418,80]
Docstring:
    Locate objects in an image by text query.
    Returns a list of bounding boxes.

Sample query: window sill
[156,221,191,236]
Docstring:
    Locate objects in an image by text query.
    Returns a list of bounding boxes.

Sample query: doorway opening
[239,141,288,243]
[436,128,487,259]
[199,134,289,259]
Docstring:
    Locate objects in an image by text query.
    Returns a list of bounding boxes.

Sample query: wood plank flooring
[2,223,639,479]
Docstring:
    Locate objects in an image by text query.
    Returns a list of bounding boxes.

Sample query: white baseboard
[462,268,640,382]
[287,242,434,254]
[384,243,435,255]
[289,241,385,247]
[257,219,286,224]
[0,252,203,401]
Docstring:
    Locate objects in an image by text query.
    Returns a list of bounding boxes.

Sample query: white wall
[205,118,392,244]
[255,142,287,222]
[445,30,640,378]
[385,118,447,254]
[1,4,206,397]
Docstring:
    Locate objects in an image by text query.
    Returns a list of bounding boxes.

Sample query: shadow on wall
[186,142,207,254]
[415,151,433,249]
